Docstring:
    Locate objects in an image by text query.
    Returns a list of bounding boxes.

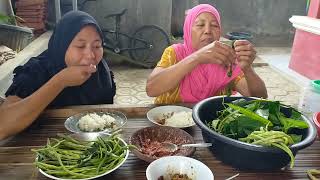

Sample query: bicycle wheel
[129,25,170,68]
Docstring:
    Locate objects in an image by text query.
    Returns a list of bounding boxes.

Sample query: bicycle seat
[105,9,127,18]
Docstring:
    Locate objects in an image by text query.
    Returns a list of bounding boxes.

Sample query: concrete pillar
[171,0,199,36]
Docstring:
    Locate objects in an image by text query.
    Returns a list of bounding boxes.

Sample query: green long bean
[307,169,320,180]
[32,132,131,179]
[239,127,295,168]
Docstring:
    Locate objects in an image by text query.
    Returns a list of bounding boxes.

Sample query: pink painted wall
[289,29,320,79]
[308,0,320,18]
[289,0,320,79]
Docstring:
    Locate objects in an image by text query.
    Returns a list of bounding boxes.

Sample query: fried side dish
[158,173,192,180]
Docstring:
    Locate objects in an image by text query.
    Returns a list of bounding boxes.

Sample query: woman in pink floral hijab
[146,4,267,104]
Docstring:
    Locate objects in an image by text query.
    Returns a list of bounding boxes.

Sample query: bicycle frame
[102,29,152,53]
[101,9,170,68]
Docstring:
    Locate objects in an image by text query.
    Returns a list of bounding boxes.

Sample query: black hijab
[5,11,116,107]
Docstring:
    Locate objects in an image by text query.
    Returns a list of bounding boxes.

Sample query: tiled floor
[111,49,303,108]
[112,66,154,105]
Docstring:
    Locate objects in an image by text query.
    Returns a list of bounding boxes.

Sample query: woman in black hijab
[0,11,116,140]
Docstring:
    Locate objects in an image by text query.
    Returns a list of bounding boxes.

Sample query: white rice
[164,111,193,127]
[78,113,116,132]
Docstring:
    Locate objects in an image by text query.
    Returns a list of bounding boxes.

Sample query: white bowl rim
[146,155,214,180]
[146,105,195,128]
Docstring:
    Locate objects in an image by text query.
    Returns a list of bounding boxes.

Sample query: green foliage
[207,98,309,168]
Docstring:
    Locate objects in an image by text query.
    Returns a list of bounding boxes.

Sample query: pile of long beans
[307,169,320,180]
[32,133,132,179]
[239,127,295,168]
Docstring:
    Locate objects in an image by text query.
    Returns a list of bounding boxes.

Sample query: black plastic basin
[192,96,317,170]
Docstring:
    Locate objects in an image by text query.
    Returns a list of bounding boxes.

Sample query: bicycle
[101,9,170,68]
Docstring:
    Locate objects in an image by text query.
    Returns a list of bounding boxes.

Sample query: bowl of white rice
[64,111,127,133]
[147,106,195,128]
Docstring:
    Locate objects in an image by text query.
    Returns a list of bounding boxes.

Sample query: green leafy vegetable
[279,117,309,133]
[207,98,309,168]
[226,103,272,126]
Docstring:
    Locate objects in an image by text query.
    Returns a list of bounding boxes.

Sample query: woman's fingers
[234,40,256,66]
[238,55,252,62]
[59,65,98,87]
[212,50,232,66]
[235,40,255,52]
[236,50,255,57]
[88,64,97,73]
[211,42,236,64]
[198,41,236,66]
[234,40,250,47]
[80,65,97,79]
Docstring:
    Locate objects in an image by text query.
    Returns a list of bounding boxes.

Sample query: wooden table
[0,104,319,180]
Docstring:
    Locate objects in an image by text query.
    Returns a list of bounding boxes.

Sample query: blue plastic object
[226,32,253,41]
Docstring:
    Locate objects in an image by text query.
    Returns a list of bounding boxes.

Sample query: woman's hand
[234,40,256,72]
[56,64,97,87]
[195,41,236,67]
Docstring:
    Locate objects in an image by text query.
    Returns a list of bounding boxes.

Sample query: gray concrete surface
[0,31,51,98]
[198,0,306,46]
[171,0,199,36]
[46,1,306,46]
[48,0,172,35]
[256,47,310,87]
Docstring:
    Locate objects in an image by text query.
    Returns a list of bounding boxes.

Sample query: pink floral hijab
[173,4,241,103]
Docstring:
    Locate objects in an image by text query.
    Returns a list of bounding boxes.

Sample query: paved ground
[111,48,302,108]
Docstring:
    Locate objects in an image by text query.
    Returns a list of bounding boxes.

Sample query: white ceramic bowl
[146,156,214,180]
[147,105,195,128]
[64,111,127,133]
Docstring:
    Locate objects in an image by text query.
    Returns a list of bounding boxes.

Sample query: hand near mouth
[90,64,97,69]
[56,64,98,87]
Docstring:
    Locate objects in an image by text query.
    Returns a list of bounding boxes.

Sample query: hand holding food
[57,64,97,87]
[196,41,236,67]
[233,40,256,72]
